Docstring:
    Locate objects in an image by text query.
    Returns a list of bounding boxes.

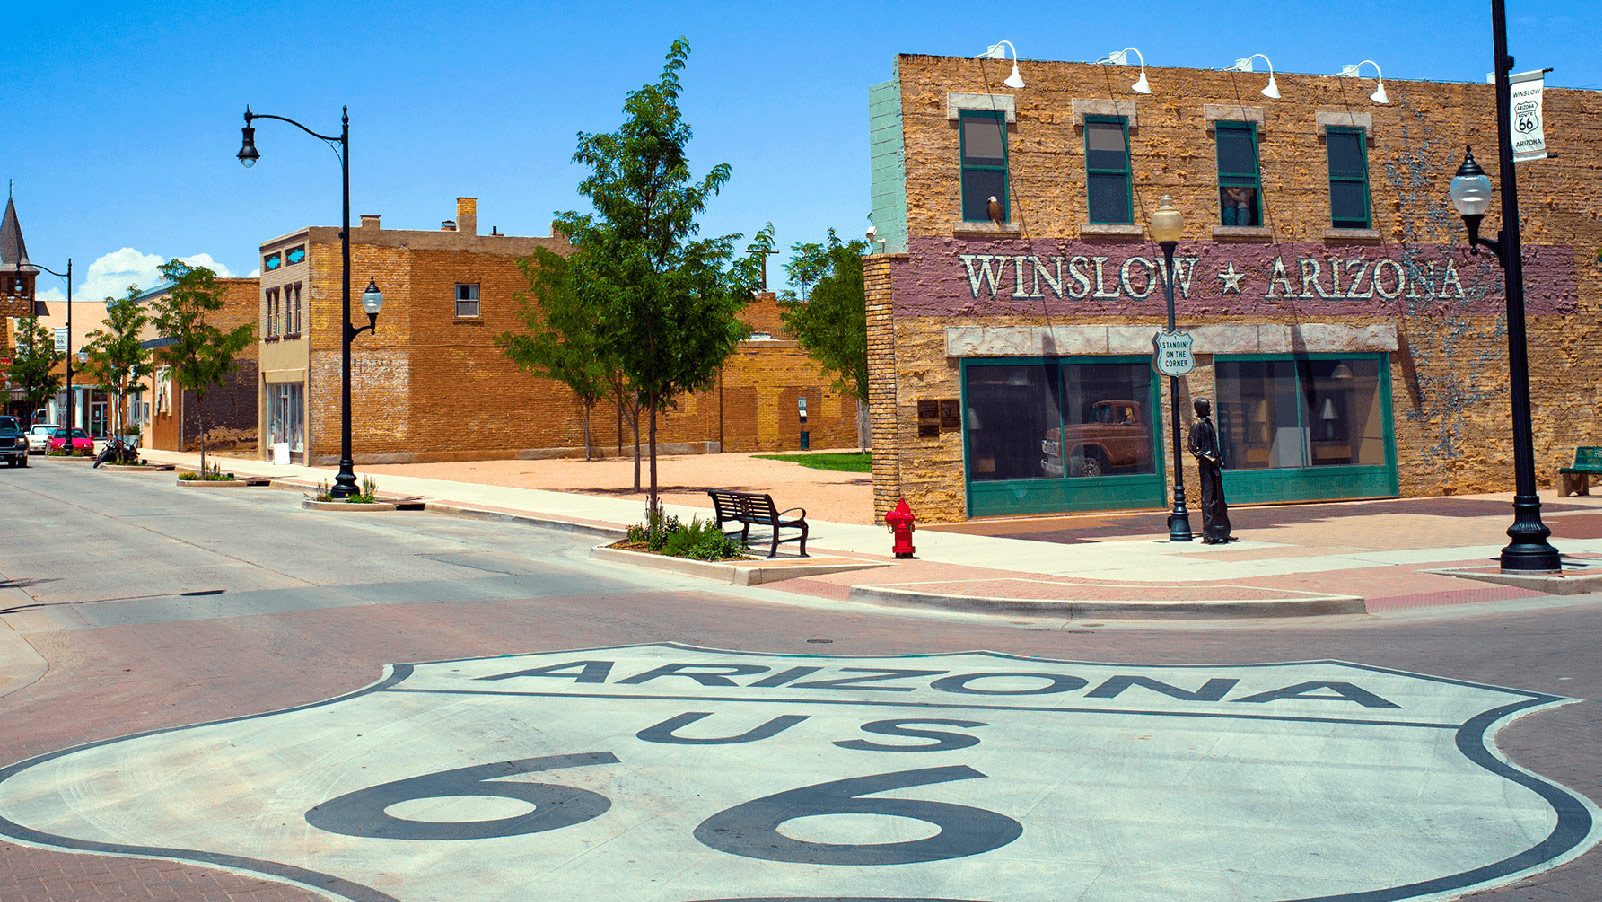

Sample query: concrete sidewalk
[132,449,1602,618]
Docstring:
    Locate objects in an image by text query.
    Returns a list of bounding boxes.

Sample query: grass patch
[753,452,871,473]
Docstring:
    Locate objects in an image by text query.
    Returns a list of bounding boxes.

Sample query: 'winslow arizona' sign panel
[0,645,1595,902]
[892,237,1579,318]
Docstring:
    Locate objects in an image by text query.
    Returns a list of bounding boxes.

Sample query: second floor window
[1084,116,1133,225]
[286,283,302,334]
[1326,127,1371,229]
[959,109,1008,223]
[1215,121,1262,227]
[265,288,280,336]
[455,283,480,318]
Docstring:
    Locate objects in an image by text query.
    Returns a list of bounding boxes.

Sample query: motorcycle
[93,436,138,469]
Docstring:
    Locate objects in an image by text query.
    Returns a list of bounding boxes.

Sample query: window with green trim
[959,109,1008,223]
[1214,121,1262,227]
[1325,127,1371,229]
[1084,116,1133,224]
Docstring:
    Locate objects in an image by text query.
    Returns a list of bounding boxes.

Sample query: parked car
[27,423,60,452]
[0,420,28,468]
[47,428,94,455]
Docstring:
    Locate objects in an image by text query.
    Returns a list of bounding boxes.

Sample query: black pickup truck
[0,416,29,468]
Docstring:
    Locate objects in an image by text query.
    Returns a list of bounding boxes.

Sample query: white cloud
[35,248,236,306]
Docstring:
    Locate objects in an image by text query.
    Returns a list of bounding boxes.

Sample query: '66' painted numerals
[306,758,1021,866]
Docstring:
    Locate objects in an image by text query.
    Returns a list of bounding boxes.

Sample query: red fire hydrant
[886,497,917,559]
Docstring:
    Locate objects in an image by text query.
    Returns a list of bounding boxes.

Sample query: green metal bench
[1558,446,1602,497]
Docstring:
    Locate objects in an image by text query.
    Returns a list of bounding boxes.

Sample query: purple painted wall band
[891,237,1579,318]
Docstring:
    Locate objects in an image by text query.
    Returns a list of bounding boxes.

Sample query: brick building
[140,278,260,452]
[866,53,1602,523]
[258,198,856,465]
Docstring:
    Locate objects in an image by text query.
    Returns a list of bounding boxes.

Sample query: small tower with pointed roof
[1,183,40,319]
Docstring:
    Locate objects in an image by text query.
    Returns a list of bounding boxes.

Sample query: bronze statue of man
[1187,398,1233,544]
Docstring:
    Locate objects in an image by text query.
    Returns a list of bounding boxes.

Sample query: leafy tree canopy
[780,229,869,403]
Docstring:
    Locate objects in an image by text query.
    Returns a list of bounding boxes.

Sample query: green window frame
[958,109,1009,223]
[1325,126,1372,229]
[1214,121,1262,227]
[1084,115,1133,225]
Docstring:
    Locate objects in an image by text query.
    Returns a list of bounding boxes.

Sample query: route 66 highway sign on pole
[0,644,1595,901]
[1153,329,1196,377]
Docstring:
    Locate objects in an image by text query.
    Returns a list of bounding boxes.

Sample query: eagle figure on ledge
[986,196,1005,226]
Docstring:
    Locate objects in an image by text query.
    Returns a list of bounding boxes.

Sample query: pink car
[47,428,93,454]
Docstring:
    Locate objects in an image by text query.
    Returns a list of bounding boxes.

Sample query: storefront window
[964,365,1056,481]
[1055,363,1155,478]
[269,383,305,453]
[965,361,1155,481]
[1217,357,1385,470]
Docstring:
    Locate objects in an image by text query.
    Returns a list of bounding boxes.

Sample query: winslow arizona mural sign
[0,644,1595,902]
[892,237,1579,318]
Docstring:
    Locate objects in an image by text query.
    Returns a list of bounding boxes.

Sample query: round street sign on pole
[1152,329,1196,377]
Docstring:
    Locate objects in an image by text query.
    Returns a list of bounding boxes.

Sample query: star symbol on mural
[1218,262,1247,294]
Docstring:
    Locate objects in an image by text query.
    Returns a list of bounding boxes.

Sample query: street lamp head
[1149,195,1185,245]
[237,125,260,169]
[1449,147,1494,217]
[979,41,1024,89]
[361,279,384,315]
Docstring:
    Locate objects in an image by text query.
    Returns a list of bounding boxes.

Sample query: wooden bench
[706,490,809,558]
[1559,446,1602,497]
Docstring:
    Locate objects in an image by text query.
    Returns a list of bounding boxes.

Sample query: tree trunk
[582,401,593,461]
[856,398,871,453]
[648,392,659,533]
[616,396,623,459]
[631,402,641,493]
[195,395,207,476]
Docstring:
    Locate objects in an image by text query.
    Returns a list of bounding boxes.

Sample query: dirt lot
[361,450,876,524]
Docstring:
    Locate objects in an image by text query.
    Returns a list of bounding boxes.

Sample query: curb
[590,544,891,586]
[302,499,398,512]
[35,455,94,463]
[175,477,271,488]
[1425,566,1602,596]
[846,585,1368,619]
[99,463,176,472]
[426,502,626,540]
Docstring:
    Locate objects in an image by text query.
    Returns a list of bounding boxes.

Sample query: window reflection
[964,361,1154,481]
[1216,357,1385,470]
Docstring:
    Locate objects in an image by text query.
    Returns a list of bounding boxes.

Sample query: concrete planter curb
[1426,565,1602,596]
[846,585,1367,619]
[37,455,95,463]
[302,498,398,512]
[175,477,270,488]
[100,463,176,472]
[590,544,891,586]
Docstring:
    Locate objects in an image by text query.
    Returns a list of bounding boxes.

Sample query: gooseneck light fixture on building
[978,40,1026,89]
[1149,196,1193,542]
[1338,60,1389,104]
[1097,48,1151,94]
[237,103,379,499]
[1225,54,1280,99]
[1444,0,1562,574]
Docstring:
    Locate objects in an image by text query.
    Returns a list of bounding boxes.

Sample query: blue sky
[6,0,1597,305]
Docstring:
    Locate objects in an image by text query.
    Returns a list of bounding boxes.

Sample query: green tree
[558,37,774,527]
[147,260,254,474]
[780,230,870,449]
[83,286,154,448]
[497,247,615,462]
[8,315,63,417]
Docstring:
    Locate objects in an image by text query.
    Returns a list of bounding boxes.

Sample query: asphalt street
[2,459,1601,901]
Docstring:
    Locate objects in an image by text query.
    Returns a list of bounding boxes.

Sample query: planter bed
[176,476,271,488]
[301,499,398,512]
[101,462,176,472]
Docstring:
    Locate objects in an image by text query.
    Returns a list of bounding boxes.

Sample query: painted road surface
[0,645,1595,902]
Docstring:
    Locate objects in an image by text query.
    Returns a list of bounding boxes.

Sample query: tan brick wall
[268,218,855,463]
[147,277,259,451]
[874,55,1602,522]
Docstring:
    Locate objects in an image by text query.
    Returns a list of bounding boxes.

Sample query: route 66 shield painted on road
[0,644,1595,901]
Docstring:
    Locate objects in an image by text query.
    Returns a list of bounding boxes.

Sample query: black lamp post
[1446,0,1562,575]
[1150,196,1193,542]
[33,261,73,432]
[238,106,383,498]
